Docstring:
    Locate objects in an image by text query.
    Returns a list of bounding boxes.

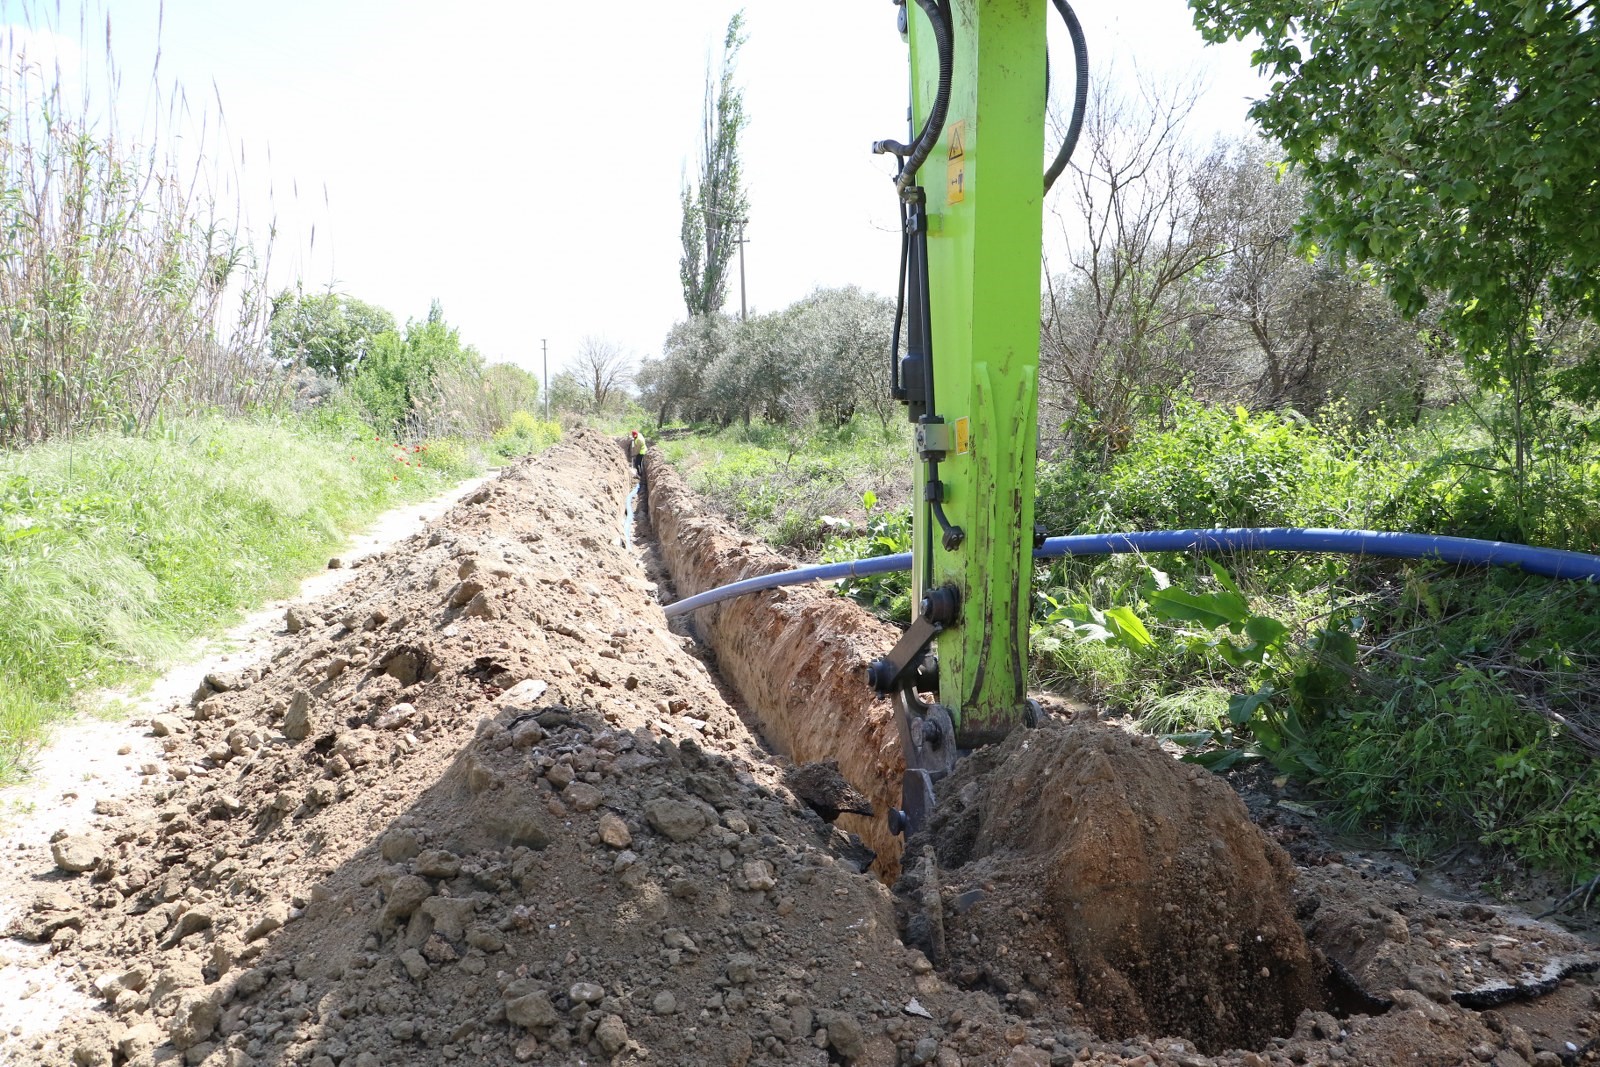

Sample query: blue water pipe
[661,527,1600,618]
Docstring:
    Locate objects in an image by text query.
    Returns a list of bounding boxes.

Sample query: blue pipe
[661,527,1600,618]
[664,554,912,617]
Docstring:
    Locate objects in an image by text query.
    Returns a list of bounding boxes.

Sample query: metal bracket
[888,687,959,837]
[867,615,941,695]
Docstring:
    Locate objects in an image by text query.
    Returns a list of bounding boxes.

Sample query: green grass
[1028,404,1600,879]
[490,411,563,460]
[659,419,912,552]
[0,414,482,781]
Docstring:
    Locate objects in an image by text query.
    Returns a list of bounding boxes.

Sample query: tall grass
[0,415,478,780]
[0,4,280,447]
[659,418,911,551]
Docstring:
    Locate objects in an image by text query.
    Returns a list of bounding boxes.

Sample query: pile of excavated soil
[903,723,1320,1054]
[4,429,1598,1067]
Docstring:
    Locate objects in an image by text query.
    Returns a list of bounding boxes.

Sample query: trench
[639,451,910,880]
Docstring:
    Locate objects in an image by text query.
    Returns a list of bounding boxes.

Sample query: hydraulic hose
[1043,0,1089,194]
[661,527,1600,617]
[894,0,954,195]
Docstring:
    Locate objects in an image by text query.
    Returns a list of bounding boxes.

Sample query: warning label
[947,120,967,204]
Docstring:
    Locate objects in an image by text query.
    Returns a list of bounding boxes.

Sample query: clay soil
[2,430,1597,1067]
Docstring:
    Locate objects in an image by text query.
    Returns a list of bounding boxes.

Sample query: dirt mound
[2,432,979,1067]
[905,721,1321,1054]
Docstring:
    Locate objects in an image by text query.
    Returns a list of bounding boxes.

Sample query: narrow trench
[625,455,1332,1053]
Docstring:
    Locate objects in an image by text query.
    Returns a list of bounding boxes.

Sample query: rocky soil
[1,429,1596,1067]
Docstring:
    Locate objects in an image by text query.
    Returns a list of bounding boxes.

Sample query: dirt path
[0,470,496,1044]
[2,434,1596,1067]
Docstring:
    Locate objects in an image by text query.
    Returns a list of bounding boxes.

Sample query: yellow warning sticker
[946,120,968,204]
[955,416,971,455]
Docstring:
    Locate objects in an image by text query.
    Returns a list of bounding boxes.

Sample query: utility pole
[733,218,748,323]
[541,339,549,421]
[706,209,750,322]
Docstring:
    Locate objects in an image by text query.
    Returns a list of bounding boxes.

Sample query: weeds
[0,415,477,781]
[0,4,280,446]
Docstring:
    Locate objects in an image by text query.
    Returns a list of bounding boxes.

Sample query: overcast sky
[4,1,1267,380]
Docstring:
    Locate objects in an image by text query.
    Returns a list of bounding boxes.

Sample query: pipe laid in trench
[664,527,1600,617]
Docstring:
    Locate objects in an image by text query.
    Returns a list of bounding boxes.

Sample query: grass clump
[490,411,562,461]
[0,415,478,780]
[660,419,911,552]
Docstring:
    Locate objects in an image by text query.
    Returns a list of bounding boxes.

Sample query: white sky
[4,1,1267,379]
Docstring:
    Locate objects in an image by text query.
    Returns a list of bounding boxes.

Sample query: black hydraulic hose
[1043,0,1088,194]
[896,0,954,196]
[890,199,909,400]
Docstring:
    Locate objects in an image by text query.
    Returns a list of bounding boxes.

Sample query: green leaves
[1191,0,1600,501]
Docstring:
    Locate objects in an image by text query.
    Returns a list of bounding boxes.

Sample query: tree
[269,289,395,380]
[679,12,750,318]
[1187,140,1436,421]
[1192,0,1600,522]
[1040,78,1228,459]
[573,336,634,413]
[349,301,478,434]
[546,370,590,416]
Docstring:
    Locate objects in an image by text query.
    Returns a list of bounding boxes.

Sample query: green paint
[907,0,1046,746]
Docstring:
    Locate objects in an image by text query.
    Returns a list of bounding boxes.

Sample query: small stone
[913,1037,941,1065]
[169,907,212,943]
[283,690,315,740]
[506,991,558,1030]
[597,813,632,849]
[595,1014,628,1056]
[569,982,604,1004]
[381,875,433,925]
[497,679,548,707]
[377,702,416,730]
[244,904,289,942]
[150,715,185,738]
[645,798,707,842]
[414,849,462,879]
[739,859,777,891]
[545,763,575,789]
[381,828,422,862]
[420,896,477,941]
[725,953,759,985]
[652,991,677,1015]
[285,606,309,633]
[51,835,104,873]
[826,1014,866,1060]
[564,782,603,812]
[168,992,220,1050]
[116,1022,165,1061]
[398,948,430,980]
[328,557,344,569]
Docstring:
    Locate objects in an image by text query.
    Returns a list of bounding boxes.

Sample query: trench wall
[644,452,907,876]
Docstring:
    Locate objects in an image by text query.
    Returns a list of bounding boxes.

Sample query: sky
[3,1,1268,381]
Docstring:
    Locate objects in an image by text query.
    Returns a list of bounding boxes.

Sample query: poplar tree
[679,12,750,319]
